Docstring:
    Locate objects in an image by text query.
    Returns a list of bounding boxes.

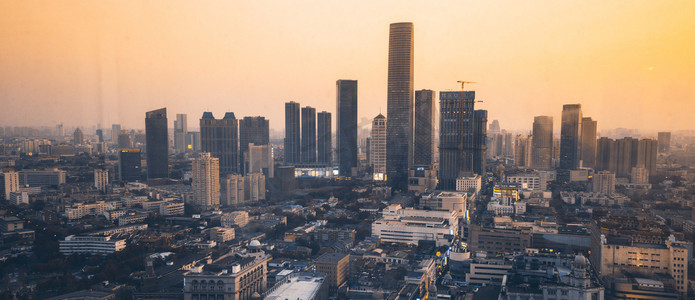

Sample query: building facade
[201,112,239,175]
[145,108,169,179]
[192,153,220,210]
[336,80,358,177]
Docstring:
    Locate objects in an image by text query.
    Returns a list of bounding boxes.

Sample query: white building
[160,202,184,216]
[192,152,220,210]
[371,204,458,247]
[221,211,250,228]
[59,235,126,255]
[456,174,482,193]
[244,172,266,202]
[592,171,615,194]
[419,191,468,216]
[506,173,544,190]
[2,171,19,200]
[247,143,274,178]
[94,169,109,193]
[209,227,235,243]
[222,174,244,206]
[9,191,29,206]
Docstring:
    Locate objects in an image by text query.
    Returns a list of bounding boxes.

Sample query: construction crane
[457,81,484,102]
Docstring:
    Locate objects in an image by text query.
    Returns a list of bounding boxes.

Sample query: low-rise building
[221,211,250,228]
[371,204,458,247]
[59,235,126,255]
[314,252,349,292]
[209,227,235,243]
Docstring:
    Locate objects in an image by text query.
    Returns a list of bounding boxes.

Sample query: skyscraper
[174,114,188,154]
[370,114,387,178]
[560,104,582,170]
[145,108,169,179]
[200,112,239,175]
[301,106,317,163]
[473,110,488,175]
[96,129,104,143]
[580,117,597,168]
[111,124,121,143]
[119,149,142,182]
[73,128,83,145]
[94,169,108,193]
[386,22,414,190]
[514,135,531,168]
[532,116,553,170]
[317,111,332,164]
[439,91,476,190]
[192,152,220,210]
[413,90,435,166]
[239,116,269,173]
[284,101,301,164]
[596,137,617,173]
[658,132,671,153]
[336,80,358,177]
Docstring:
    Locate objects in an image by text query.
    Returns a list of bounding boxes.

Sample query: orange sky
[1,1,694,134]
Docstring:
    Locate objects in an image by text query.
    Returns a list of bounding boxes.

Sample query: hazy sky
[1,1,694,134]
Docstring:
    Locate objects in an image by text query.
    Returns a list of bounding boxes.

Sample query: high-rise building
[222,174,244,207]
[55,123,64,137]
[596,137,617,173]
[200,112,238,175]
[658,132,671,153]
[73,128,83,145]
[514,135,531,168]
[174,114,188,154]
[118,149,142,182]
[637,138,658,180]
[489,120,501,135]
[592,171,615,194]
[1,171,19,200]
[118,132,132,149]
[111,124,121,143]
[531,116,553,170]
[370,114,387,179]
[386,22,414,190]
[284,101,301,164]
[94,169,108,193]
[413,90,435,166]
[245,143,274,178]
[473,110,488,175]
[96,129,104,143]
[439,91,477,190]
[239,116,269,173]
[336,80,358,177]
[580,117,597,168]
[616,137,638,178]
[317,111,332,164]
[301,107,317,163]
[244,172,266,202]
[560,104,583,170]
[192,152,220,210]
[145,108,169,179]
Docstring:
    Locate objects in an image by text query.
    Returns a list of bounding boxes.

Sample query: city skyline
[1,1,694,133]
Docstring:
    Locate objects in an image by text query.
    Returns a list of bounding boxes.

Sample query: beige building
[315,252,349,292]
[2,171,19,200]
[222,211,250,228]
[456,174,482,193]
[192,152,220,210]
[222,174,244,206]
[94,169,109,193]
[209,227,235,243]
[372,204,458,247]
[370,114,386,180]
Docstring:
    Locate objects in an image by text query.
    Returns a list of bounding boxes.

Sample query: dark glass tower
[473,110,488,175]
[301,107,317,163]
[532,116,553,170]
[560,104,582,170]
[439,91,476,190]
[200,112,239,175]
[413,89,435,166]
[284,101,301,164]
[317,111,332,164]
[580,117,597,168]
[239,116,269,173]
[119,149,142,182]
[336,80,358,177]
[386,22,414,190]
[145,108,168,179]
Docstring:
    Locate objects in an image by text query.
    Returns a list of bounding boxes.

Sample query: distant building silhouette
[386,22,414,190]
[336,80,358,177]
[200,112,239,175]
[532,116,553,170]
[174,114,188,154]
[658,132,671,153]
[73,128,83,145]
[239,116,269,173]
[301,107,317,163]
[317,111,332,164]
[284,101,301,164]
[111,124,121,143]
[370,114,387,178]
[580,117,597,168]
[560,104,582,170]
[413,90,435,166]
[145,108,168,179]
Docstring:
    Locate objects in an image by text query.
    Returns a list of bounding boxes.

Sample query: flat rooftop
[265,274,324,300]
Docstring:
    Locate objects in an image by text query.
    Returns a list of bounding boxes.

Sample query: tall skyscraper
[514,135,531,168]
[580,117,597,168]
[439,91,476,190]
[192,152,220,210]
[118,132,133,149]
[386,22,414,190]
[145,108,169,179]
[174,114,188,154]
[658,132,671,153]
[413,90,435,166]
[560,104,582,170]
[532,116,553,170]
[284,101,301,164]
[370,114,387,178]
[96,129,104,143]
[239,116,269,173]
[246,143,274,178]
[317,111,332,164]
[73,128,84,145]
[301,107,317,163]
[336,80,358,177]
[119,149,142,182]
[596,137,617,173]
[637,138,658,180]
[111,124,121,143]
[473,110,488,175]
[200,112,239,175]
